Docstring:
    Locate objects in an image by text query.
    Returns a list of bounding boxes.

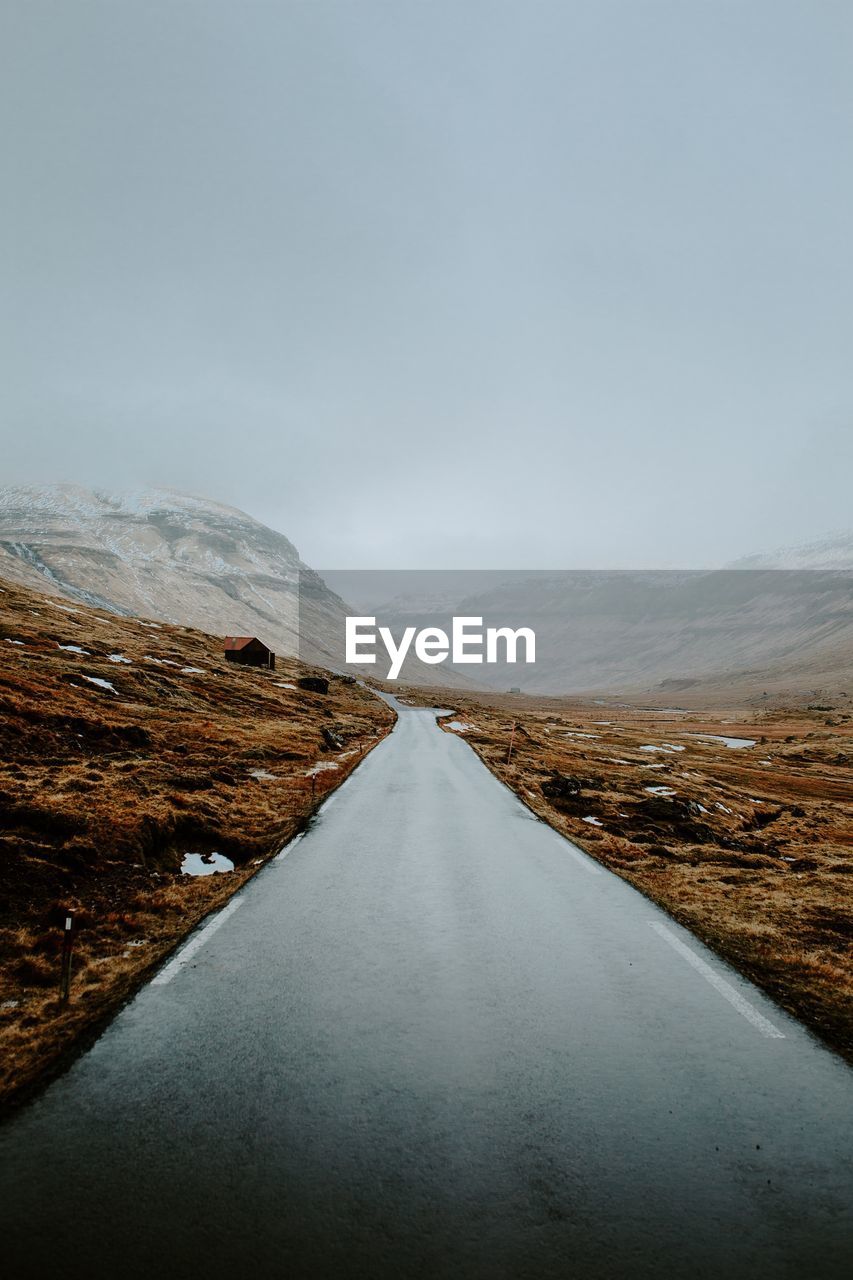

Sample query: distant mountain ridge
[0,484,343,663]
[726,531,853,570]
[1,488,850,699]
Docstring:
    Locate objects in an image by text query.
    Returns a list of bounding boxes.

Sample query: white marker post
[59,914,74,1008]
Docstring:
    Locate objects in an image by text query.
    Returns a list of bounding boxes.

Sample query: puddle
[684,734,756,749]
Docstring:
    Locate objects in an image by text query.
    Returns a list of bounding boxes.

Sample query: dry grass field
[0,578,394,1110]
[395,683,853,1063]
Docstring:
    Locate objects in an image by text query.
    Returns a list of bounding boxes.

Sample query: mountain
[2,490,849,701]
[726,531,853,570]
[331,568,853,703]
[0,485,345,665]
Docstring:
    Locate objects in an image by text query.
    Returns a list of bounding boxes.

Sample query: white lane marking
[649,920,785,1039]
[275,832,305,862]
[151,899,243,986]
[555,838,602,875]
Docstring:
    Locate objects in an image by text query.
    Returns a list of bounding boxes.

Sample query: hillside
[0,485,348,668]
[0,575,394,1109]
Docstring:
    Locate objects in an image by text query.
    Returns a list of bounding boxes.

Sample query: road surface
[1,698,852,1278]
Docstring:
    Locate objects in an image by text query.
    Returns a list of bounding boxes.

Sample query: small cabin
[223,636,276,670]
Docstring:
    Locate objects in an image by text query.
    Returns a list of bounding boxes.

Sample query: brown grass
[0,578,394,1111]
[392,682,853,1063]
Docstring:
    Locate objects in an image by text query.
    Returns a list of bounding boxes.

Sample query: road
[1,697,852,1278]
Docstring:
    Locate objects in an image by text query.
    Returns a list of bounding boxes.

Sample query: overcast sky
[1,1,851,568]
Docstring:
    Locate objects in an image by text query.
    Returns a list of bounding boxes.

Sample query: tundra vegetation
[0,579,394,1110]
[395,683,853,1064]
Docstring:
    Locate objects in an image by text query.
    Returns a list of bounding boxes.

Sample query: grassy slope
[395,683,853,1063]
[0,577,394,1110]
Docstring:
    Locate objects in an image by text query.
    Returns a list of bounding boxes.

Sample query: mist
[1,1,851,567]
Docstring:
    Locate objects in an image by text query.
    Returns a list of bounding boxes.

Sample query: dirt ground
[394,682,852,1064]
[0,579,394,1111]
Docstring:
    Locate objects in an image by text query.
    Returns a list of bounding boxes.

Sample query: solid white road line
[151,899,243,986]
[275,832,305,862]
[649,920,785,1039]
[555,838,603,875]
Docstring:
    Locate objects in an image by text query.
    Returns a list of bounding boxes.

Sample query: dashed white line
[151,899,243,986]
[649,920,785,1039]
[555,839,602,875]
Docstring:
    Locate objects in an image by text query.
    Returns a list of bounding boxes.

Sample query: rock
[541,771,585,801]
[322,726,344,751]
[298,676,329,694]
[635,795,717,843]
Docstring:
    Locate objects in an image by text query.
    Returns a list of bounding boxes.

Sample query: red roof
[224,636,266,651]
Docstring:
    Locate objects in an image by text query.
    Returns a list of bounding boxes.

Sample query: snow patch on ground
[645,786,677,796]
[181,666,205,674]
[275,682,297,689]
[446,720,474,732]
[4,638,25,646]
[582,815,603,826]
[107,653,132,664]
[639,744,684,754]
[566,731,599,739]
[58,643,90,654]
[180,852,235,876]
[82,676,117,693]
[249,769,276,781]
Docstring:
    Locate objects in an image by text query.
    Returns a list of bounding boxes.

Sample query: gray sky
[1,1,851,568]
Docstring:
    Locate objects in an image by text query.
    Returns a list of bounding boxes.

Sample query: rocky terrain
[0,575,394,1110]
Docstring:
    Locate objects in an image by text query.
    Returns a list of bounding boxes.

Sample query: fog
[2,2,851,567]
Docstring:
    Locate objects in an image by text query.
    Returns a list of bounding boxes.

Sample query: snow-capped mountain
[726,531,853,570]
[0,485,343,662]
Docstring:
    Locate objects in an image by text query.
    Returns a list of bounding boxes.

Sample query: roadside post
[59,914,75,1008]
[506,722,517,766]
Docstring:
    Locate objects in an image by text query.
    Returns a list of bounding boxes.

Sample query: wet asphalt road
[1,698,852,1279]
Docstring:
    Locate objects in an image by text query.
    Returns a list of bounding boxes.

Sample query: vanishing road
[2,698,852,1278]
